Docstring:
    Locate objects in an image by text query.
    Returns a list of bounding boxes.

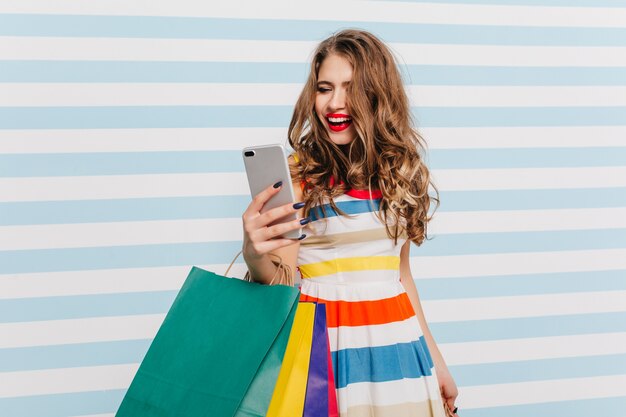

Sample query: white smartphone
[242,144,301,239]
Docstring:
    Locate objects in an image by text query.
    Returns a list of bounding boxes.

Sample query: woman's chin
[331,138,354,146]
[327,130,356,146]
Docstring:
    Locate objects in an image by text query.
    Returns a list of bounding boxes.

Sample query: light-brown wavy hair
[287,29,439,246]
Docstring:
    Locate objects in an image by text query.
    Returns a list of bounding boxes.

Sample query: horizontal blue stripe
[0,310,623,378]
[0,151,243,177]
[438,187,626,212]
[1,188,625,226]
[0,291,177,323]
[1,228,624,274]
[0,106,625,130]
[0,390,126,417]
[0,195,252,226]
[2,338,625,388]
[2,147,626,177]
[0,106,291,130]
[0,339,151,372]
[332,336,434,388]
[413,106,626,127]
[382,0,626,6]
[0,241,244,275]
[2,61,626,85]
[428,147,626,169]
[431,311,626,343]
[459,396,626,417]
[417,227,626,256]
[0,61,309,83]
[310,199,381,221]
[417,269,626,300]
[1,297,624,358]
[452,353,626,386]
[2,287,625,328]
[1,390,623,417]
[1,15,626,46]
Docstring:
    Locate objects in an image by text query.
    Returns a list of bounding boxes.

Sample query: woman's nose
[329,89,346,110]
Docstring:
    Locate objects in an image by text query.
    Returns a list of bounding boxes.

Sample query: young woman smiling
[241,29,459,417]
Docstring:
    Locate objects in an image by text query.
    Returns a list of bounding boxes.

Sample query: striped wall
[1,1,626,416]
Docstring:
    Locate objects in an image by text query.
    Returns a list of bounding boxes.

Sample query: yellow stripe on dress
[299,256,400,279]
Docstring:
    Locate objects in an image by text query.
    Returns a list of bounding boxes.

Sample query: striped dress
[297,187,448,417]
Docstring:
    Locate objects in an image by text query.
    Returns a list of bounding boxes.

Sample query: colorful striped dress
[297,188,448,417]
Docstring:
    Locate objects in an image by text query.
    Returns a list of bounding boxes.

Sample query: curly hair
[287,28,440,246]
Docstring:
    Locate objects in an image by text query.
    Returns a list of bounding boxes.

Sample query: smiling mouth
[325,113,352,132]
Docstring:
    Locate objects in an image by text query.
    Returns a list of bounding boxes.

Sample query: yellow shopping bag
[266,302,316,417]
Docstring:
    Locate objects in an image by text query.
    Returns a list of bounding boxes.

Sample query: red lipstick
[325,113,352,132]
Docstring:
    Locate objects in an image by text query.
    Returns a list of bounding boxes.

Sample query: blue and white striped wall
[1,1,626,416]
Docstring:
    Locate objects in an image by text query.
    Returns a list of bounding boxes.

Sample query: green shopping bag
[116,266,300,417]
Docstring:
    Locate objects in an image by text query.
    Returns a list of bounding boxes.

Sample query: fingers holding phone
[242,181,307,258]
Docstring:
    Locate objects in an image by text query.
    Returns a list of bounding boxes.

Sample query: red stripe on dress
[299,177,382,199]
[299,292,416,328]
[344,188,383,199]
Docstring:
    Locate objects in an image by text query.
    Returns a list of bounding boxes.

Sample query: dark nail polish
[298,234,307,240]
[299,217,311,225]
[453,407,458,414]
[293,202,305,209]
[273,181,283,188]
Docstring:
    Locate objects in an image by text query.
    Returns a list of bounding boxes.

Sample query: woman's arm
[398,241,448,372]
[399,240,459,413]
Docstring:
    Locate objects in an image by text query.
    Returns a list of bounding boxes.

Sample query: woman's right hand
[242,180,308,261]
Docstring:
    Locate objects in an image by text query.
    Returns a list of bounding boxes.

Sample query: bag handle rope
[224,250,294,287]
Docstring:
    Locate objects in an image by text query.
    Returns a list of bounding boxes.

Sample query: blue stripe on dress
[309,199,381,222]
[331,336,435,389]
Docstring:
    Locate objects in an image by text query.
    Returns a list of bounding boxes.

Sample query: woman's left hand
[436,366,459,415]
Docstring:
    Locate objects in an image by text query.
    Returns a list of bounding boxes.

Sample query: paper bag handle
[224,249,293,286]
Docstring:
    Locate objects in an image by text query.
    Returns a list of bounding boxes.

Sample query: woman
[242,29,459,416]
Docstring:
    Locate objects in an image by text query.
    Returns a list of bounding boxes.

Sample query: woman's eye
[317,87,330,93]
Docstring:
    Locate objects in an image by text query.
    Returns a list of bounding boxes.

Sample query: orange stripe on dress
[299,292,416,328]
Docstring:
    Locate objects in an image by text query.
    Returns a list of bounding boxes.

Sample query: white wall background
[1,1,626,416]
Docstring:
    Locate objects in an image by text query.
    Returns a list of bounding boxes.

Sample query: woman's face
[314,54,357,146]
